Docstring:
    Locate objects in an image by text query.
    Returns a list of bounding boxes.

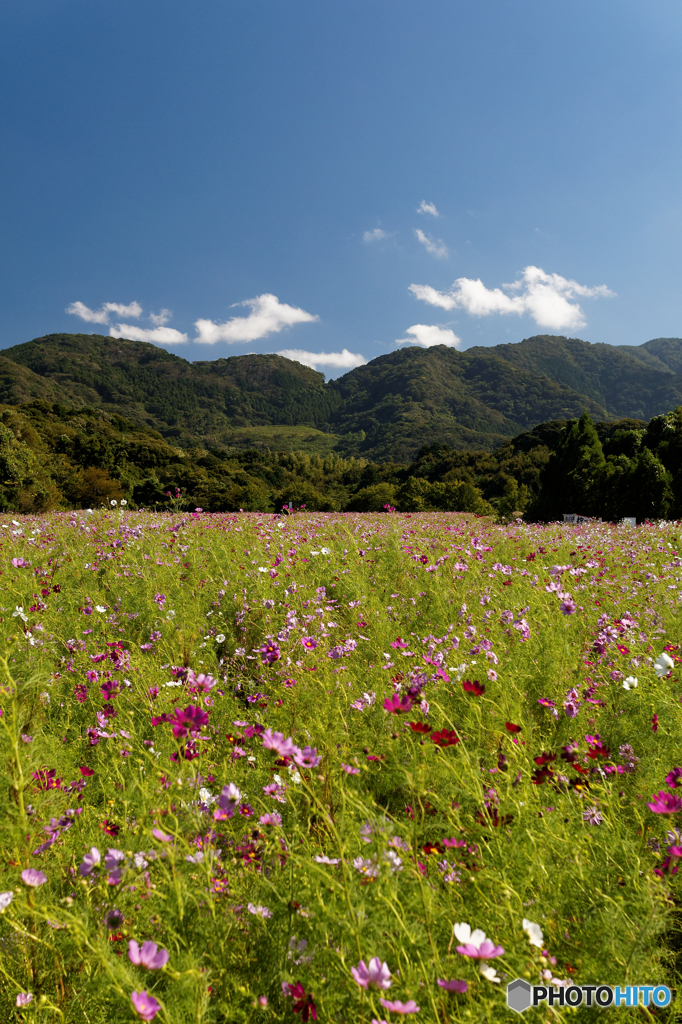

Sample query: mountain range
[1,331,682,461]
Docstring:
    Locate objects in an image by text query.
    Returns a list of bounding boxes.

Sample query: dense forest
[0,397,676,522]
[2,331,682,461]
[0,331,679,519]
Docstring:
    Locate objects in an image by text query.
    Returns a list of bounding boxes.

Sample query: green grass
[0,509,680,1023]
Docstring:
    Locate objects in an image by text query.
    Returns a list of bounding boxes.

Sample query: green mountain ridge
[1,331,682,460]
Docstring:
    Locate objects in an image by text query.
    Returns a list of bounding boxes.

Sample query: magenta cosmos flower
[383,694,413,714]
[293,745,322,769]
[350,957,392,990]
[21,869,47,887]
[131,990,161,1020]
[168,705,209,739]
[128,940,169,969]
[259,642,281,665]
[301,637,318,651]
[437,979,468,993]
[648,791,682,814]
[379,999,420,1014]
[262,729,296,758]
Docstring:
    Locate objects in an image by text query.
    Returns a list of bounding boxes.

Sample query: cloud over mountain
[395,324,461,348]
[194,294,319,344]
[108,324,189,344]
[66,300,143,324]
[409,265,614,331]
[277,348,367,371]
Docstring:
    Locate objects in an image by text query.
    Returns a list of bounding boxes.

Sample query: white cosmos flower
[654,652,674,678]
[120,499,127,506]
[110,500,117,506]
[216,634,226,643]
[310,550,320,556]
[95,606,107,613]
[480,963,501,983]
[199,788,216,805]
[0,891,13,911]
[522,918,543,948]
[258,567,268,573]
[622,676,638,690]
[320,547,331,555]
[453,922,487,947]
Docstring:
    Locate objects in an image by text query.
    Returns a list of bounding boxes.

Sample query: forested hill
[1,331,682,461]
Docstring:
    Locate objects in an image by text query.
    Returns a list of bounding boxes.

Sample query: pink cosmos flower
[341,764,360,774]
[128,940,169,969]
[301,637,318,650]
[262,729,296,758]
[213,783,242,820]
[16,993,33,1007]
[648,791,682,814]
[259,812,282,826]
[293,746,322,769]
[131,990,161,1020]
[151,828,174,842]
[263,782,287,803]
[379,999,420,1014]
[78,847,101,876]
[383,694,414,714]
[437,979,468,993]
[351,957,392,990]
[186,671,216,695]
[453,922,504,959]
[21,869,47,887]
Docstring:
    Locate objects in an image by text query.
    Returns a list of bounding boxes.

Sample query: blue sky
[1,0,682,377]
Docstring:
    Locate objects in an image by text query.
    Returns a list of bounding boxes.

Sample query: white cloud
[150,308,172,326]
[395,324,461,349]
[417,200,439,217]
[363,228,388,242]
[277,348,367,370]
[194,294,319,344]
[66,300,143,324]
[409,265,614,331]
[108,324,190,344]
[414,229,448,259]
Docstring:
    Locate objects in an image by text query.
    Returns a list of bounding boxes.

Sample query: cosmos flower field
[1,508,681,1022]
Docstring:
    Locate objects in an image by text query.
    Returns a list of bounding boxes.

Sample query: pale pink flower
[131,990,161,1020]
[379,998,420,1013]
[128,940,169,969]
[351,957,392,990]
[262,729,296,758]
